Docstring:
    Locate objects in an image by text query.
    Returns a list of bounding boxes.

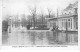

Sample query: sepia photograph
[2,0,78,46]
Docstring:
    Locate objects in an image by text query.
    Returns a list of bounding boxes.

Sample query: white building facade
[47,1,78,31]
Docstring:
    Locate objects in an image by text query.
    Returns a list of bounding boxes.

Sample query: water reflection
[2,32,9,45]
[2,31,78,45]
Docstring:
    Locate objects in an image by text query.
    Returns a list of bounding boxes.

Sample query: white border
[0,0,80,52]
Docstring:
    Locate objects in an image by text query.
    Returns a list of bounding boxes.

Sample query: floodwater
[2,30,78,46]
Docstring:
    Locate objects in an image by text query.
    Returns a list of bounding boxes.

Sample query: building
[47,1,78,31]
[47,18,58,28]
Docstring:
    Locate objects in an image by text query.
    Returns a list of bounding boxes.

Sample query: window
[62,20,63,27]
[68,21,70,28]
[76,21,78,29]
[67,19,70,28]
[71,21,72,29]
[68,19,70,21]
[64,21,66,29]
[75,8,77,14]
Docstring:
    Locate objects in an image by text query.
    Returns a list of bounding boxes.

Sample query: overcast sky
[2,0,77,16]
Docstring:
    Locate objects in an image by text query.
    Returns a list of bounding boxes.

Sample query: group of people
[26,25,31,30]
[51,25,59,31]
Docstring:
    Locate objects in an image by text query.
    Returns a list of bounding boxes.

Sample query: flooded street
[2,0,78,48]
[2,30,78,46]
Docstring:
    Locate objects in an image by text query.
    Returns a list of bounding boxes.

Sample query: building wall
[73,16,78,30]
[47,1,78,30]
[58,16,78,31]
[47,16,78,31]
[58,2,78,31]
[47,20,49,28]
[47,19,58,28]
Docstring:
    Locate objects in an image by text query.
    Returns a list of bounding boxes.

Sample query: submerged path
[2,29,78,46]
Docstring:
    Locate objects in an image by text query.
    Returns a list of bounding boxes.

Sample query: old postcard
[1,0,79,48]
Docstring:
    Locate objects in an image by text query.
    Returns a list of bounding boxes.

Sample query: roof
[47,14,78,21]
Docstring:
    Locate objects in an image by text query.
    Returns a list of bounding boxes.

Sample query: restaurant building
[47,1,78,31]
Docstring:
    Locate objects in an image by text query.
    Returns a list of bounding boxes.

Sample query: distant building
[47,1,78,31]
[47,18,58,28]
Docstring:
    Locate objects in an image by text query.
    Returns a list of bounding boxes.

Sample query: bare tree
[21,14,27,27]
[27,15,32,26]
[40,9,44,25]
[29,7,37,28]
[47,8,53,18]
